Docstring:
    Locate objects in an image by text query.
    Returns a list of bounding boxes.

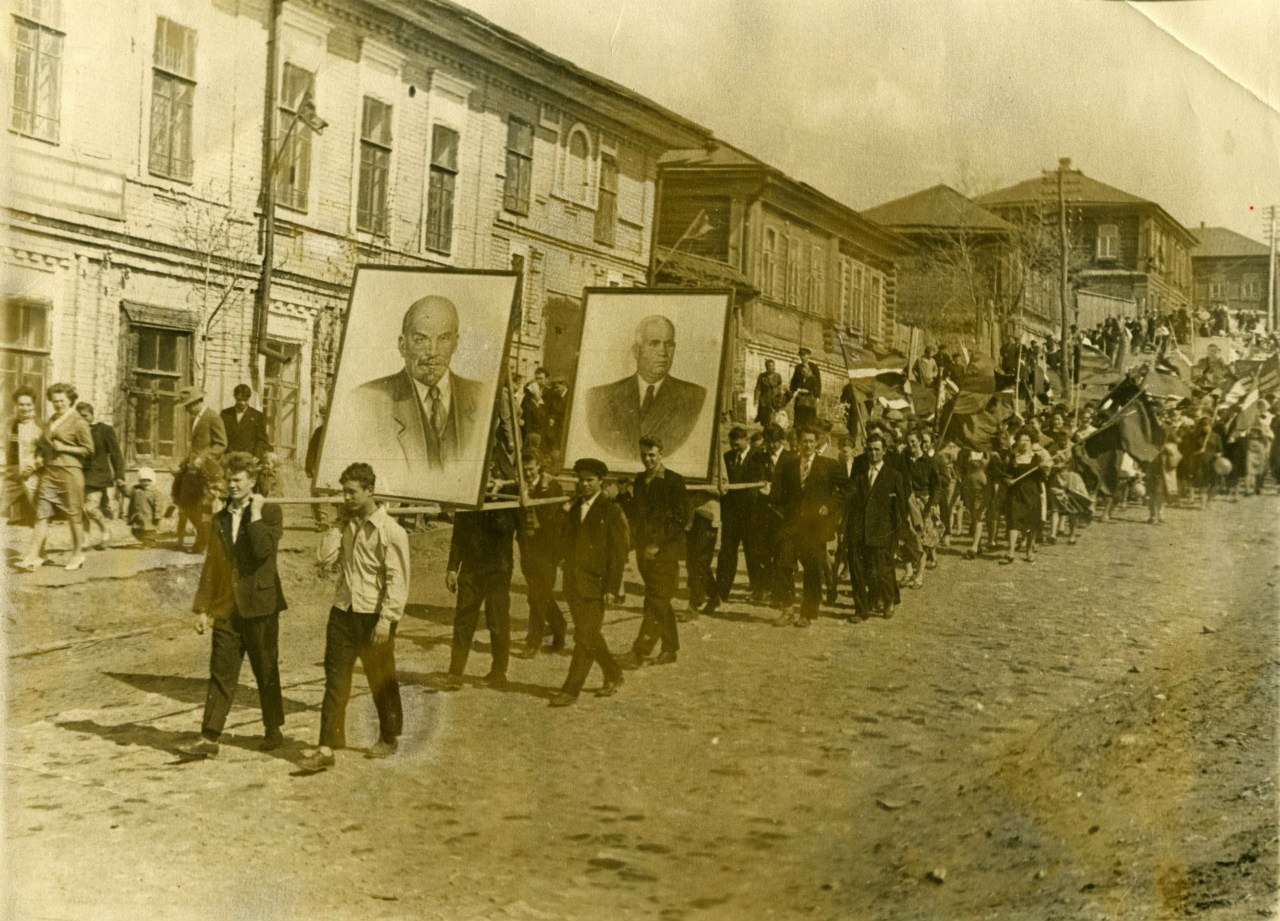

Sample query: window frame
[148,16,196,182]
[356,95,392,235]
[275,63,315,213]
[594,152,618,246]
[562,124,593,204]
[0,296,52,419]
[424,122,459,254]
[1097,223,1119,260]
[503,116,533,216]
[122,322,192,465]
[9,3,64,144]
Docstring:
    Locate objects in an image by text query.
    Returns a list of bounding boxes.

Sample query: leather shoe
[366,739,398,759]
[259,729,285,752]
[297,749,335,771]
[595,676,624,697]
[548,692,577,708]
[483,671,508,690]
[440,673,464,692]
[179,737,219,759]
[651,650,677,665]
[616,651,645,670]
[512,646,538,659]
[772,607,795,627]
[793,616,811,629]
[702,596,720,614]
[883,604,896,620]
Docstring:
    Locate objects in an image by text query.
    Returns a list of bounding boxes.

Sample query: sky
[457,0,1280,241]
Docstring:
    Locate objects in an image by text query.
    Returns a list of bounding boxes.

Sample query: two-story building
[1189,224,1272,327]
[653,143,911,424]
[4,0,710,476]
[976,160,1195,321]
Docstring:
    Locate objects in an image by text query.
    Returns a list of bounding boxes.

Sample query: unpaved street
[4,496,1278,921]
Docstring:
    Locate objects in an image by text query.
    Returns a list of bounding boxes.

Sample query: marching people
[684,487,719,621]
[18,383,94,572]
[771,426,845,627]
[619,436,689,668]
[173,386,228,554]
[76,401,126,551]
[221,384,275,495]
[301,463,408,771]
[901,429,940,589]
[444,483,519,690]
[1002,430,1046,564]
[181,452,286,759]
[843,431,907,620]
[744,423,792,605]
[549,458,628,708]
[713,426,755,608]
[514,448,569,658]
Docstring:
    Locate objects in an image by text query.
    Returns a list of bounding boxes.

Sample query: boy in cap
[550,458,628,707]
[129,467,161,547]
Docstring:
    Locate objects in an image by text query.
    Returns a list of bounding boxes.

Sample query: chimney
[1058,157,1072,170]
[1200,221,1206,228]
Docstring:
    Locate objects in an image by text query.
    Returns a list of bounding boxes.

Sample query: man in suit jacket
[586,314,706,458]
[844,432,907,620]
[221,384,271,458]
[619,436,689,666]
[790,347,823,430]
[754,360,783,426]
[513,448,568,657]
[713,426,755,606]
[181,453,287,758]
[550,457,629,707]
[75,401,125,550]
[175,386,229,554]
[771,426,846,626]
[346,295,485,488]
[744,424,792,605]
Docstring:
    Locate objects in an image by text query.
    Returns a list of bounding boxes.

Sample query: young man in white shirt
[300,462,410,771]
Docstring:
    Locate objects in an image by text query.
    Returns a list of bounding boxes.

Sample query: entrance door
[263,339,301,459]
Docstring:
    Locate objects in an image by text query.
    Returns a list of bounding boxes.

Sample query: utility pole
[1266,205,1278,333]
[250,0,283,391]
[1056,157,1072,401]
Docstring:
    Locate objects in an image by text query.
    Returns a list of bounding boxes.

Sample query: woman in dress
[5,386,43,526]
[1001,429,1045,564]
[18,382,94,571]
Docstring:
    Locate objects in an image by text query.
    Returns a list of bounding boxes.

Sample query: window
[868,273,884,337]
[149,17,196,181]
[776,233,790,304]
[594,153,617,246]
[786,238,802,307]
[761,230,777,299]
[0,297,51,415]
[357,96,392,234]
[808,246,825,314]
[275,64,314,211]
[503,117,533,215]
[1241,276,1260,299]
[424,124,458,253]
[263,339,300,459]
[1207,281,1226,299]
[1097,223,1119,260]
[565,127,590,202]
[124,324,191,463]
[10,0,63,142]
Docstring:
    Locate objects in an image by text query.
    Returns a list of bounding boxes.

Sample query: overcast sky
[459,0,1280,241]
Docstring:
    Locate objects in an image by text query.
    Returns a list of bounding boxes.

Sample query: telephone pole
[1057,158,1071,398]
[1266,205,1278,332]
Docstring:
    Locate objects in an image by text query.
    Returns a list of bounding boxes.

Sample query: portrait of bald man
[347,295,485,476]
[585,314,707,458]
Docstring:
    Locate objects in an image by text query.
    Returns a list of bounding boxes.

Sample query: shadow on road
[55,718,310,765]
[105,672,316,715]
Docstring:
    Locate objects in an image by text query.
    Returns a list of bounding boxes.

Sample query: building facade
[976,160,1195,323]
[653,144,911,424]
[3,0,709,474]
[1189,224,1272,327]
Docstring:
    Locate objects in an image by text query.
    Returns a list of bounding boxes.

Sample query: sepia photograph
[314,267,519,506]
[3,1,1279,920]
[563,288,732,479]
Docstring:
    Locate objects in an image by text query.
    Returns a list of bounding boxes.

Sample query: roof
[862,184,1012,233]
[1190,226,1270,259]
[977,170,1149,208]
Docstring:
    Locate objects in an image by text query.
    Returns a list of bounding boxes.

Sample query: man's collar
[412,371,452,407]
[637,374,666,400]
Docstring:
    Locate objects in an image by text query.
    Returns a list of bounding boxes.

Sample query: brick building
[653,143,911,424]
[3,0,710,475]
[977,161,1195,321]
[1189,224,1272,328]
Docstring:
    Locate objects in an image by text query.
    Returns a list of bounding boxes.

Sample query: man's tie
[428,385,444,436]
[801,458,812,483]
[641,384,655,418]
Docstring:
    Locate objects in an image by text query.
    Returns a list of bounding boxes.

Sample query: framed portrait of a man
[314,266,519,506]
[562,288,733,479]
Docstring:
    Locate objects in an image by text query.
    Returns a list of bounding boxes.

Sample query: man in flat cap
[346,296,485,490]
[549,457,629,707]
[174,385,228,553]
[585,314,707,459]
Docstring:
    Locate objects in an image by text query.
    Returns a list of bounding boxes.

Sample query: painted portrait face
[633,316,675,383]
[399,296,460,387]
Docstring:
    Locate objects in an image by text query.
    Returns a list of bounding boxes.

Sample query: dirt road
[4,495,1277,921]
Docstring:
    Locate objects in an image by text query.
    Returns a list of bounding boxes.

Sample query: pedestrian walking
[754,360,783,427]
[5,386,42,527]
[18,383,94,572]
[76,401,125,550]
[514,448,569,658]
[180,452,286,759]
[789,348,822,431]
[712,426,754,607]
[172,387,227,554]
[300,463,408,771]
[844,432,906,620]
[771,426,845,627]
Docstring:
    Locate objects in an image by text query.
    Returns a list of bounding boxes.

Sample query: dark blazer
[448,501,518,575]
[562,494,629,599]
[586,374,707,458]
[516,473,566,554]
[350,368,485,470]
[84,421,125,489]
[193,502,287,620]
[744,446,792,521]
[772,453,846,544]
[844,461,908,549]
[790,361,822,399]
[625,467,689,561]
[189,407,228,461]
[221,405,271,458]
[520,390,550,442]
[721,446,755,517]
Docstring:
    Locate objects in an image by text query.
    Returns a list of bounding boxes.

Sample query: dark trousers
[319,607,402,749]
[778,532,826,618]
[201,610,283,740]
[561,590,621,696]
[634,556,679,656]
[849,542,899,614]
[715,504,751,597]
[520,550,566,649]
[686,517,718,608]
[746,511,780,599]
[450,568,512,678]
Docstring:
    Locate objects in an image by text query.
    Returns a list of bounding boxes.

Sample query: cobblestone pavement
[4,496,1277,921]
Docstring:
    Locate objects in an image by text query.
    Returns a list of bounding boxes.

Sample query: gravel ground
[3,494,1277,921]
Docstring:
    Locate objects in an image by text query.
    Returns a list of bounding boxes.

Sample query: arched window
[565,126,591,202]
